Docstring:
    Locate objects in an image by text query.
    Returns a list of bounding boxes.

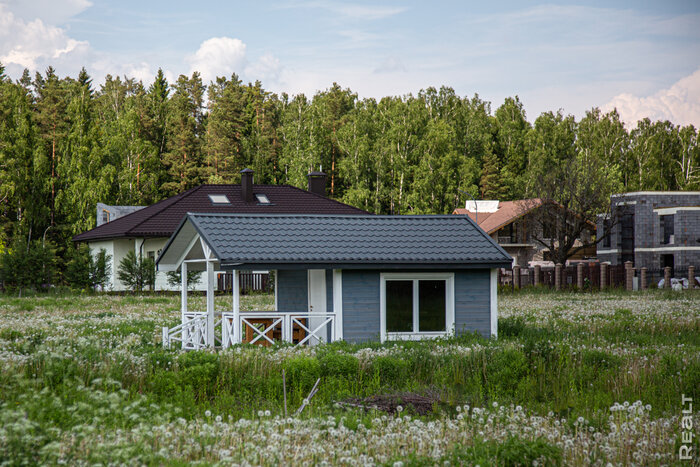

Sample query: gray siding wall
[277,270,308,312]
[342,270,381,343]
[341,269,493,342]
[454,270,492,338]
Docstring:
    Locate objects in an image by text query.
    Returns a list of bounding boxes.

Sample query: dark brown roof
[73,184,368,242]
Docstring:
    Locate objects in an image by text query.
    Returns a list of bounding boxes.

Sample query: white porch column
[232,269,240,344]
[206,260,215,347]
[180,262,188,320]
[180,262,188,349]
[490,268,498,338]
[333,269,343,341]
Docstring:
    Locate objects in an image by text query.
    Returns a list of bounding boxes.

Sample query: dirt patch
[339,391,441,416]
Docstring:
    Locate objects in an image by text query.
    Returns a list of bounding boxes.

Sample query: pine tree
[204,74,246,183]
[33,67,69,230]
[161,73,205,195]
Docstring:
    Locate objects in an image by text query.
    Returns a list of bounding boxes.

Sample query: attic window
[209,194,230,204]
[255,194,271,204]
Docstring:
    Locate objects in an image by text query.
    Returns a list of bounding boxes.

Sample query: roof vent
[209,194,230,204]
[255,193,271,204]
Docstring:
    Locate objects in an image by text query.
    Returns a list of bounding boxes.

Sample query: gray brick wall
[597,192,700,270]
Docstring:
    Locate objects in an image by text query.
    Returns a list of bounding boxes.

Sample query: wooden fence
[499,263,697,291]
[217,272,273,294]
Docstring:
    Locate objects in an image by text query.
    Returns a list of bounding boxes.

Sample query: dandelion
[396,405,403,413]
[204,410,211,418]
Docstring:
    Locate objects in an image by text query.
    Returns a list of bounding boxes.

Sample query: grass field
[0,289,698,465]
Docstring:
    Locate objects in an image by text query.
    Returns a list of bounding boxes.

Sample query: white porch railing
[163,311,337,349]
[162,312,207,350]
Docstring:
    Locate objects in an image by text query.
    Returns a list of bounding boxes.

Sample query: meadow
[0,289,698,465]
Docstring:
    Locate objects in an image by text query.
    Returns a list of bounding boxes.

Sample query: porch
[159,232,342,350]
[162,309,338,349]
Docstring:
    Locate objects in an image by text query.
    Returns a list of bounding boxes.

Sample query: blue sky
[1,0,699,125]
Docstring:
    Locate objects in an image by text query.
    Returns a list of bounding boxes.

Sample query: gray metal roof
[159,213,512,270]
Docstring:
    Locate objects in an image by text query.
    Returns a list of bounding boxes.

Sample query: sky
[1,0,699,127]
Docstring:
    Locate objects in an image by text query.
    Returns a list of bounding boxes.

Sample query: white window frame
[380,272,455,342]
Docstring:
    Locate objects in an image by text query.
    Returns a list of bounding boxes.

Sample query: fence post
[555,263,562,290]
[664,266,671,289]
[534,265,541,287]
[640,267,647,290]
[624,261,634,291]
[513,265,521,289]
[576,263,584,290]
[600,262,607,291]
[689,266,696,289]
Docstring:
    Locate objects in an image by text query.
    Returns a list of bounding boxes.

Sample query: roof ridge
[279,184,368,213]
[188,212,468,219]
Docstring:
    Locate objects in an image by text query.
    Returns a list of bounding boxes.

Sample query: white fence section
[164,311,337,349]
[162,312,208,350]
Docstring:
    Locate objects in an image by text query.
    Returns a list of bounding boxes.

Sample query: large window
[381,273,454,341]
[661,215,674,245]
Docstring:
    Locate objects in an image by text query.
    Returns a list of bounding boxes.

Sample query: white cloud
[186,36,283,87]
[186,37,247,84]
[603,69,700,128]
[0,4,89,70]
[245,53,282,84]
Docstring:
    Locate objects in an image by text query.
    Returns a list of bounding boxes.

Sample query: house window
[381,273,454,341]
[208,194,230,204]
[602,219,611,248]
[661,215,674,244]
[102,210,110,224]
[147,251,155,261]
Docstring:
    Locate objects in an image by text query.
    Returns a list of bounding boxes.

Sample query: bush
[117,250,155,291]
[0,236,57,295]
[371,355,409,383]
[65,245,111,290]
[319,352,359,378]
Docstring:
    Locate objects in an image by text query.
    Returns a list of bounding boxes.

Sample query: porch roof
[157,213,512,270]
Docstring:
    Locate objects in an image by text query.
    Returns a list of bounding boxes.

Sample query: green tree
[205,74,247,183]
[166,269,203,290]
[0,236,57,295]
[117,250,155,292]
[494,97,530,199]
[65,244,112,290]
[161,73,206,196]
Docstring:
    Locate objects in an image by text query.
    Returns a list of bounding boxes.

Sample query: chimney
[307,171,327,197]
[240,168,254,202]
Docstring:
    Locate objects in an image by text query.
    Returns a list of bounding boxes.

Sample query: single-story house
[156,213,512,348]
[453,199,596,267]
[72,169,367,291]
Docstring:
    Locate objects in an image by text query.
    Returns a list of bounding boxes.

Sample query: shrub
[370,355,409,384]
[319,352,359,378]
[284,356,321,393]
[117,250,155,291]
[0,236,57,295]
[65,245,111,290]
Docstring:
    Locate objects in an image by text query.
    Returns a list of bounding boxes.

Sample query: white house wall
[89,236,219,292]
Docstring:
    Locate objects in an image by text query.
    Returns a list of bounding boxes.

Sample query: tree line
[0,63,698,289]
